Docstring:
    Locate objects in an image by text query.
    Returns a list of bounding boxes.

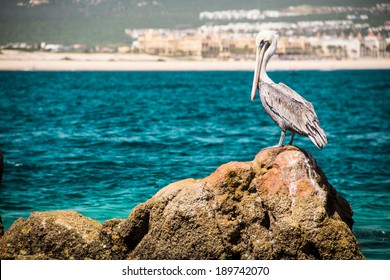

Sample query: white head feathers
[255,30,279,47]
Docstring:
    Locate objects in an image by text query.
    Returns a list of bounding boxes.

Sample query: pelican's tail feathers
[307,121,328,149]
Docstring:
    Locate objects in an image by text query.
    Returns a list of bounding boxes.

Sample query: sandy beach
[1,50,389,71]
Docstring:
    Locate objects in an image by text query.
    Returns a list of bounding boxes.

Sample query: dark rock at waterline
[0,146,364,260]
[0,216,4,238]
[0,150,3,184]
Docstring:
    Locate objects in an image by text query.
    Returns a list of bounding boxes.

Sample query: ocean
[0,70,389,259]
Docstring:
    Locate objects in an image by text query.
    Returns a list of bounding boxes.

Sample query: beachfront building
[177,34,203,57]
[307,35,361,59]
[359,32,388,58]
[276,36,311,58]
[133,29,203,57]
[128,26,389,60]
[132,29,256,59]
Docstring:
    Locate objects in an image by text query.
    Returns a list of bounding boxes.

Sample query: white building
[308,37,361,58]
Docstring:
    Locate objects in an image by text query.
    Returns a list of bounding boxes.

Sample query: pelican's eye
[259,40,265,47]
[259,40,269,48]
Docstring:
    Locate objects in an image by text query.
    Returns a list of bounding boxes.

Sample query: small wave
[355,228,389,240]
[5,161,23,167]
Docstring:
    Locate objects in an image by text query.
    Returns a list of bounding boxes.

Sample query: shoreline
[1,51,389,71]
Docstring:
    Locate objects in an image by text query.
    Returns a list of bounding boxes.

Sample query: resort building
[129,27,389,60]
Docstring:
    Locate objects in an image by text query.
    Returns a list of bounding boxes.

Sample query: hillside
[0,0,386,45]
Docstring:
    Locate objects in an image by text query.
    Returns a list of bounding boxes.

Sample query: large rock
[0,211,99,259]
[123,146,362,259]
[0,211,128,260]
[0,146,364,259]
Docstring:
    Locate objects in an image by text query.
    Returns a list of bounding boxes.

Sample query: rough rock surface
[0,146,364,259]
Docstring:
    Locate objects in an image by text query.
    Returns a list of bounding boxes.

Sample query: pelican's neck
[260,42,276,84]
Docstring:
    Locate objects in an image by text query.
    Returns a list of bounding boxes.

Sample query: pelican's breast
[259,82,287,130]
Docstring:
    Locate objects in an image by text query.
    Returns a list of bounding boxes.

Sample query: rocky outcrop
[0,146,364,259]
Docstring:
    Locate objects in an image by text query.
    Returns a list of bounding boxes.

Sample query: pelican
[251,30,328,149]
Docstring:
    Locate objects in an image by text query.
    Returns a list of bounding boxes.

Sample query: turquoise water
[0,70,389,259]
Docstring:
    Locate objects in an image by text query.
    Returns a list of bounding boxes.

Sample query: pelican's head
[251,30,279,101]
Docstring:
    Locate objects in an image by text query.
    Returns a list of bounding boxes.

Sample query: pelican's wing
[277,83,315,113]
[261,82,327,148]
[261,83,309,134]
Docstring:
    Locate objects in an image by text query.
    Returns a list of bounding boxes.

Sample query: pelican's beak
[251,42,267,101]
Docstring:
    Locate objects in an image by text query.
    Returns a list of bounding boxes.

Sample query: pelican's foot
[288,133,295,146]
[260,145,284,151]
